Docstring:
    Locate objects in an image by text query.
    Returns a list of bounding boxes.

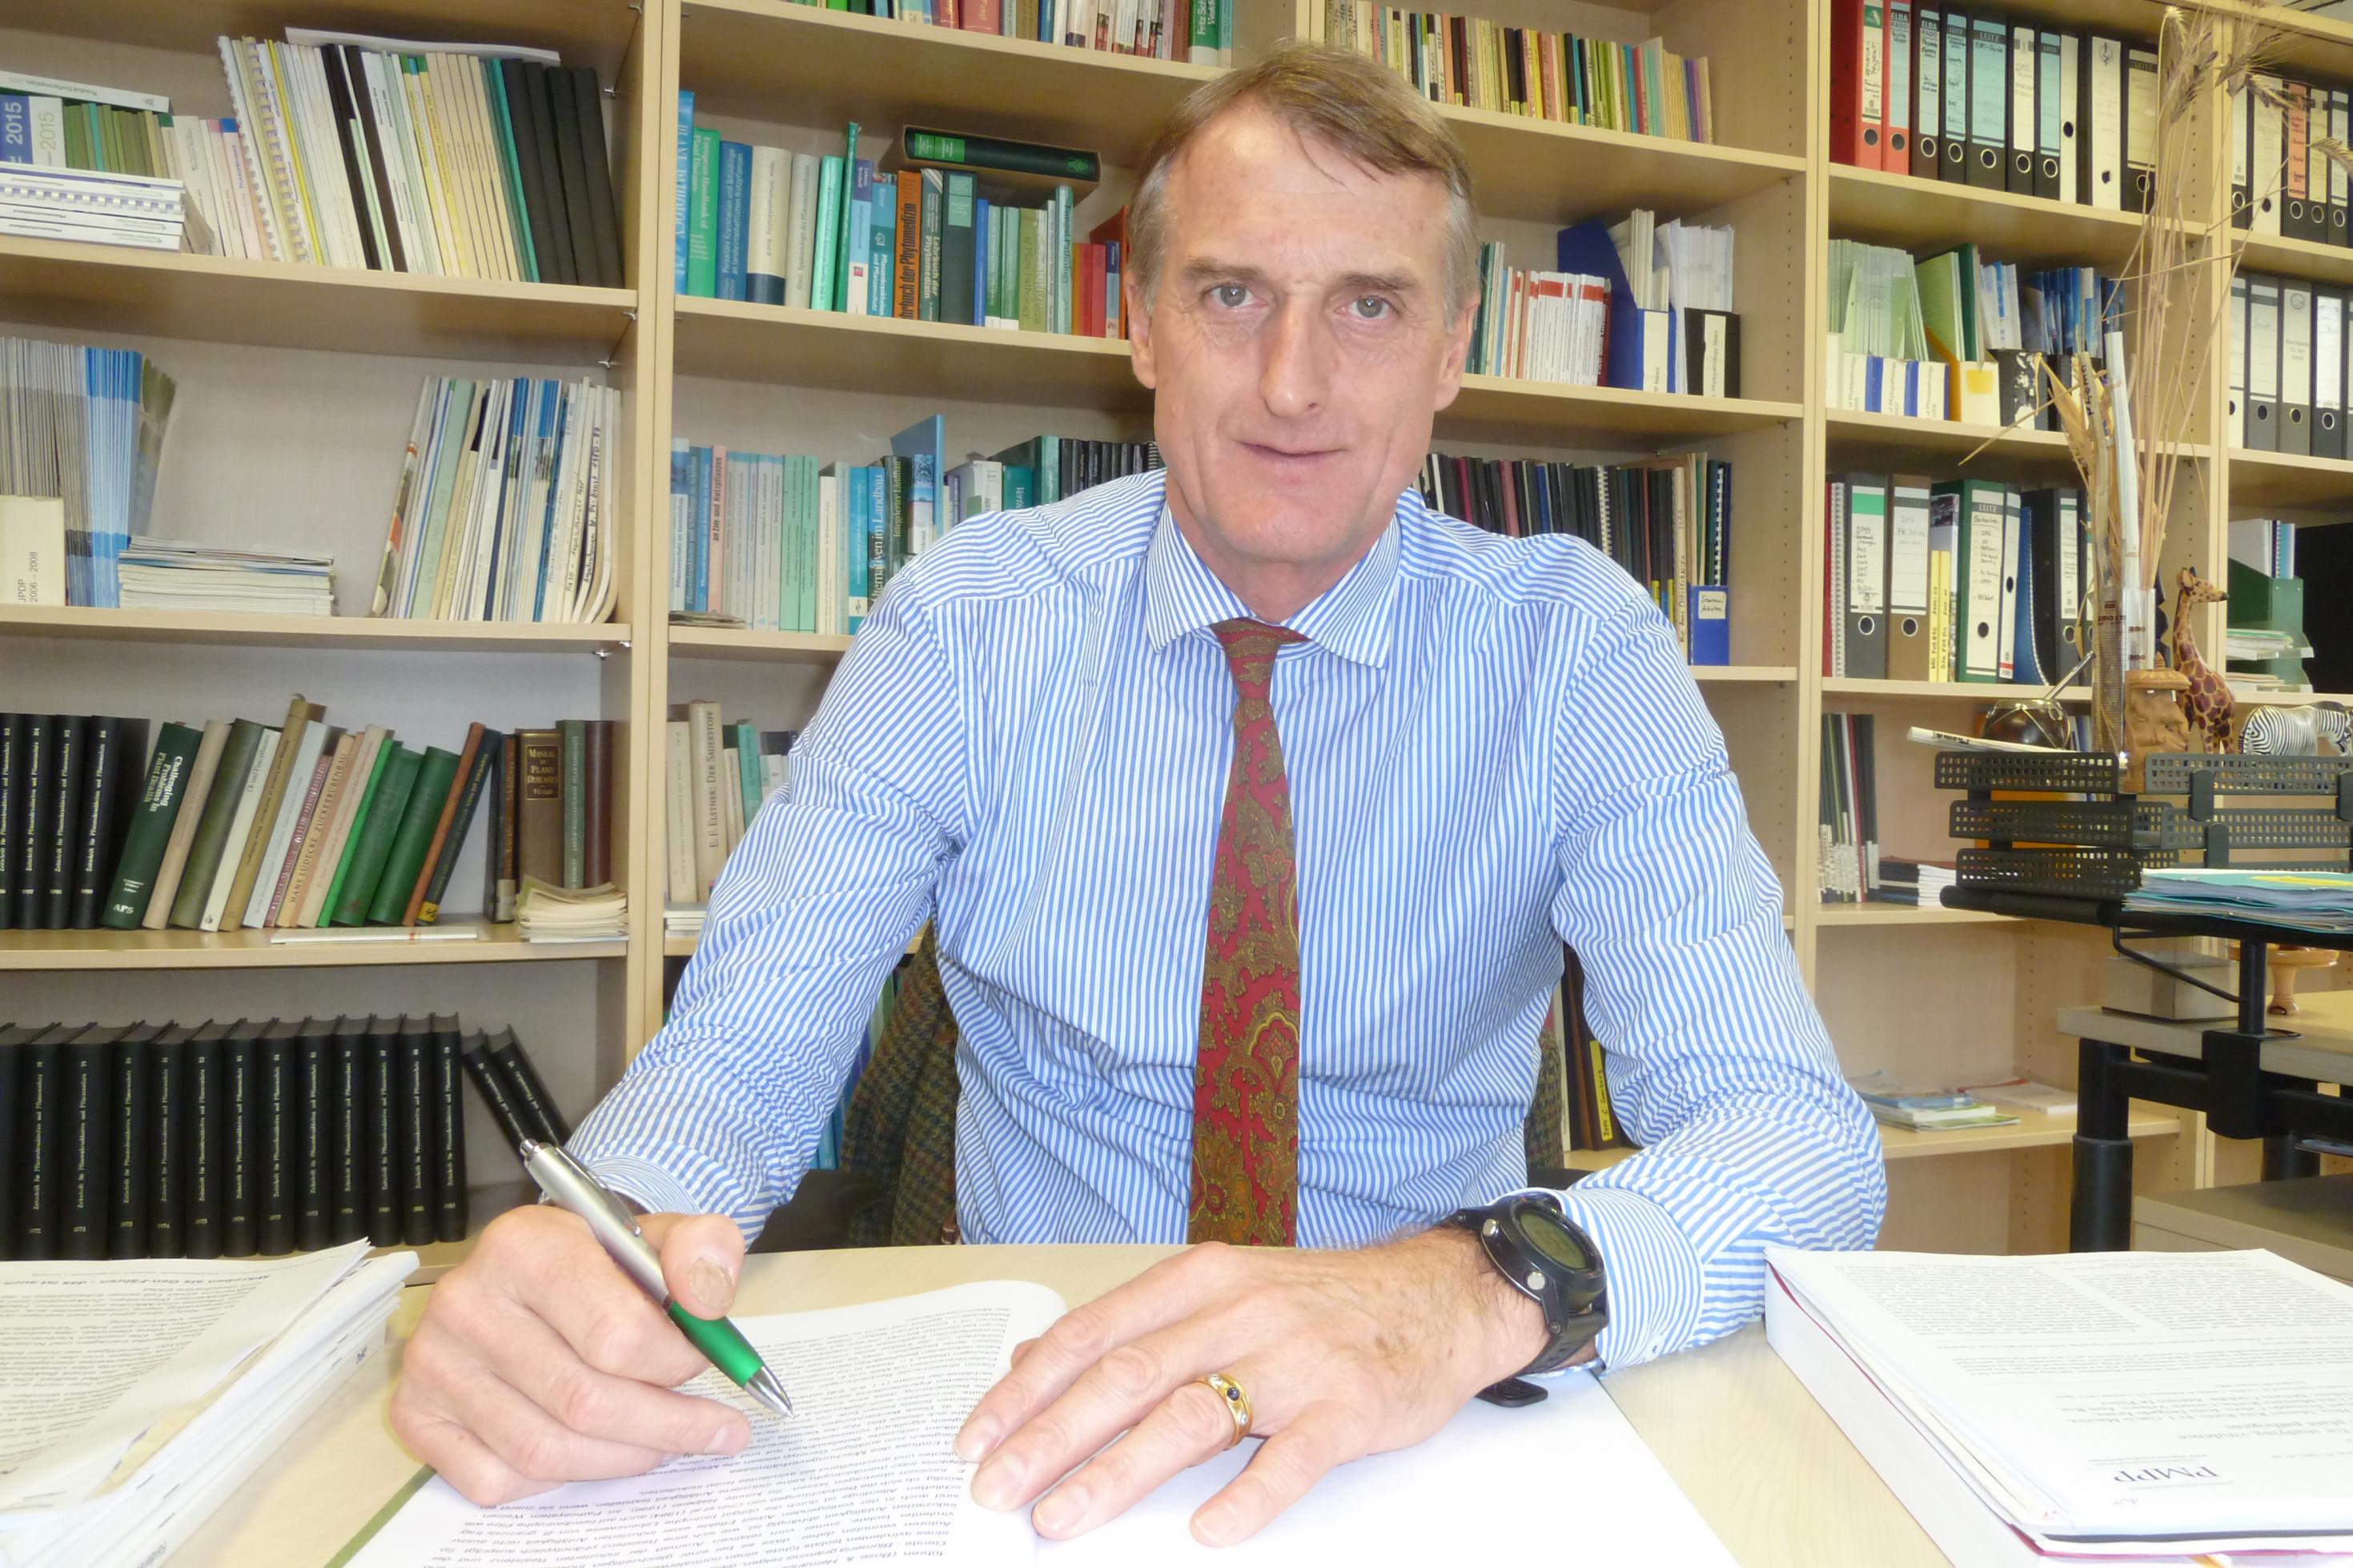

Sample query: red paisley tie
[1189,618,1307,1247]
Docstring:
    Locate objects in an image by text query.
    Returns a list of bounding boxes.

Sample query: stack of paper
[0,164,191,252]
[116,536,334,615]
[516,875,626,941]
[0,337,176,608]
[665,901,708,938]
[2125,868,2353,932]
[1767,1247,2353,1566]
[0,1242,413,1568]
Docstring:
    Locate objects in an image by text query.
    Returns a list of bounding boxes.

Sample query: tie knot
[1212,618,1305,696]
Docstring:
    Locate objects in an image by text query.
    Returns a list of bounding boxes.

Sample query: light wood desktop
[176,1245,1939,1568]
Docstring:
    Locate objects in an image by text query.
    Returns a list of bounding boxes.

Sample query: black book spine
[567,66,625,290]
[183,1035,223,1258]
[0,713,24,932]
[331,1033,367,1244]
[317,46,383,271]
[256,1030,294,1254]
[430,1018,468,1242]
[398,1022,435,1245]
[0,1040,19,1257]
[108,1033,150,1257]
[59,1037,110,1258]
[222,1033,259,1257]
[520,65,577,288]
[42,715,86,930]
[368,1027,400,1245]
[70,716,125,928]
[148,1037,186,1256]
[18,716,55,928]
[340,44,405,272]
[499,58,563,288]
[541,64,600,295]
[18,1040,61,1259]
[461,1039,533,1157]
[295,1030,331,1252]
[494,1036,570,1144]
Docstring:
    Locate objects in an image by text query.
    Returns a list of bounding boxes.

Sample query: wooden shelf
[2235,229,2353,292]
[0,922,624,971]
[1829,166,2150,269]
[1819,676,2090,703]
[2227,447,2353,511]
[1813,903,2023,928]
[1692,665,1799,684]
[669,625,856,663]
[675,297,1797,442]
[0,607,632,652]
[1565,1105,2178,1171]
[0,235,636,364]
[677,0,1799,227]
[1825,409,2077,472]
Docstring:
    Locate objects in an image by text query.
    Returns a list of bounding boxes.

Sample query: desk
[176,1245,1941,1568]
[2134,1173,2353,1284]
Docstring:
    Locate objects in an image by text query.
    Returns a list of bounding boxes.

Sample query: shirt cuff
[1518,1182,1705,1374]
[580,1153,703,1219]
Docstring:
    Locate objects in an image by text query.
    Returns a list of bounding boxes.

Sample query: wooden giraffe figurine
[2171,567,2235,752]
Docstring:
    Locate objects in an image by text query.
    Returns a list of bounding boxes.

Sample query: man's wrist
[1422,1224,1551,1383]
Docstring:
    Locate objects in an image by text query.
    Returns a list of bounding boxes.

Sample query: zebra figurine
[2241,703,2353,757]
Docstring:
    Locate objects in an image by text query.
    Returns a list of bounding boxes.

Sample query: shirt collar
[1139,495,1403,670]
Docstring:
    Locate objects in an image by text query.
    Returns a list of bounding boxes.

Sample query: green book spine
[811,153,844,314]
[1018,205,1044,332]
[833,122,858,311]
[918,169,942,323]
[366,746,460,925]
[1191,0,1218,60]
[167,718,266,929]
[331,745,421,925]
[102,722,201,929]
[559,718,586,889]
[417,733,498,924]
[900,128,1099,182]
[735,720,761,828]
[688,126,720,298]
[317,740,398,924]
[484,61,538,284]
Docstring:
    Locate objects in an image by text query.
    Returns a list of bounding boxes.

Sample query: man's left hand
[951,1227,1560,1547]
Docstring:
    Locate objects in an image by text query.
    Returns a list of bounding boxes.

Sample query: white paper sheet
[346,1278,1732,1567]
[0,1243,373,1517]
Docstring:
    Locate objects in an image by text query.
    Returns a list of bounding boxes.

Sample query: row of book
[1829,6,2158,212]
[1312,4,1715,143]
[0,702,612,934]
[0,1014,567,1261]
[2231,274,2353,457]
[1824,476,2089,687]
[666,426,1163,632]
[1419,451,1733,667]
[0,336,175,609]
[2230,73,2353,246]
[1470,215,1741,397]
[368,375,620,624]
[776,0,1234,63]
[0,68,200,250]
[1827,240,2123,423]
[677,102,1126,342]
[665,702,795,906]
[4,511,334,616]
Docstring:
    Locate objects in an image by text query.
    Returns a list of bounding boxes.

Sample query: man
[391,43,1883,1547]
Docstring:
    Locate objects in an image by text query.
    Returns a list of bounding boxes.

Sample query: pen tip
[749,1369,794,1418]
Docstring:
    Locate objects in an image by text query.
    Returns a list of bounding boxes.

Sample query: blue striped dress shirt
[571,467,1885,1370]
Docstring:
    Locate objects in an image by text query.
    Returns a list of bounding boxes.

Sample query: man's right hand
[390,1203,754,1505]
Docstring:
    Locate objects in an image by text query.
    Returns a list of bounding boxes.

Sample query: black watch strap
[1445,1194,1608,1400]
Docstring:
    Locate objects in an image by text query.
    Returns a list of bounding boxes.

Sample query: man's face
[1128,106,1476,609]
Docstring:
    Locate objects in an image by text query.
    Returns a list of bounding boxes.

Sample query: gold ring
[1199,1371,1253,1449]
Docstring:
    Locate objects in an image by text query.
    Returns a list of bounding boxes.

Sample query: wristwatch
[1443,1192,1608,1401]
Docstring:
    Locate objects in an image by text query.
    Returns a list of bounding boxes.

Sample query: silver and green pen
[519,1139,793,1418]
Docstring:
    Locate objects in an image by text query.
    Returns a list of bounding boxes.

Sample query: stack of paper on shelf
[664,902,705,938]
[0,337,176,609]
[1766,1246,2353,1566]
[514,876,624,942]
[2125,868,2353,932]
[115,537,333,615]
[0,1242,412,1568]
[1845,1071,2018,1131]
[0,163,191,251]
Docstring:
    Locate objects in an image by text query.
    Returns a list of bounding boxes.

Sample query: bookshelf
[14,0,2352,1267]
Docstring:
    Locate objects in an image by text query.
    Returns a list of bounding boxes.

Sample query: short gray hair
[1126,42,1481,319]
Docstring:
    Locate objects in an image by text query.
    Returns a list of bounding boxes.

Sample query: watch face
[1517,1203,1593,1270]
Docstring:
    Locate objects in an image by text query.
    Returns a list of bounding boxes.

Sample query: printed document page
[346,1278,1733,1568]
[0,1242,373,1518]
[1767,1247,2353,1542]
